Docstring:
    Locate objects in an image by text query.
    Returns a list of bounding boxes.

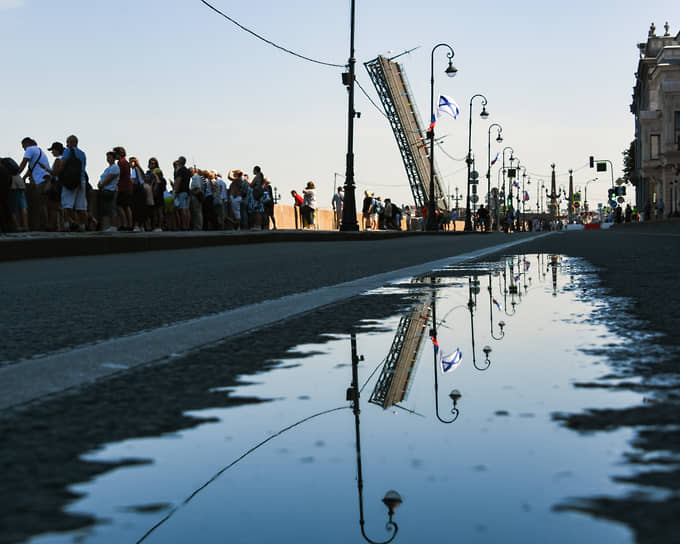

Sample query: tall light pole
[584,177,598,210]
[340,0,359,231]
[465,94,489,231]
[427,43,457,231]
[501,146,514,229]
[487,123,503,230]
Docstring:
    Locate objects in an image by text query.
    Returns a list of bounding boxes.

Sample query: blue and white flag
[493,298,502,311]
[437,95,460,120]
[432,336,463,373]
[441,349,463,373]
[490,152,499,166]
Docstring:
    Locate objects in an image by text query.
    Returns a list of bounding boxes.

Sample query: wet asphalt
[1,222,679,544]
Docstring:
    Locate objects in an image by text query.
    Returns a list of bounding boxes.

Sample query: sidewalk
[0,228,468,262]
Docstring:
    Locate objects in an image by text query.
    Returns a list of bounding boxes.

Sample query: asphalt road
[0,232,537,364]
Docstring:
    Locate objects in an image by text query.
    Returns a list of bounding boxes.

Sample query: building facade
[631,22,680,217]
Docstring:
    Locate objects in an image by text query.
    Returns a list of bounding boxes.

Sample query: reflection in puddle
[25,253,652,543]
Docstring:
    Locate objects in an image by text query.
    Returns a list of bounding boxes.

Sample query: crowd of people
[0,136,278,233]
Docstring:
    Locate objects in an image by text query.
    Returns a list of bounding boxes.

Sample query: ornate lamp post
[501,147,514,230]
[347,333,402,543]
[340,0,359,231]
[465,94,489,231]
[427,43,457,231]
[487,123,503,230]
[488,273,506,340]
[430,278,462,423]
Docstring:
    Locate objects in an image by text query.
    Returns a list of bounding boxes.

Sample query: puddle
[20,254,659,543]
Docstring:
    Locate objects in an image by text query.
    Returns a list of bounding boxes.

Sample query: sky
[1,0,676,210]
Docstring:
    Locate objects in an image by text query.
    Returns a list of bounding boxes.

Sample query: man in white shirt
[16,137,52,230]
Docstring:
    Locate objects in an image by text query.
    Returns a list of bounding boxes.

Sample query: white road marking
[0,233,553,411]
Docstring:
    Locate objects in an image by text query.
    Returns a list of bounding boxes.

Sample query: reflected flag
[442,349,463,373]
[523,190,530,202]
[432,336,463,373]
[514,274,520,282]
[513,180,520,188]
[524,260,531,271]
[492,298,502,311]
[490,152,499,166]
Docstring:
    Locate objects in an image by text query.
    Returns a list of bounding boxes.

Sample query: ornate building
[631,22,680,216]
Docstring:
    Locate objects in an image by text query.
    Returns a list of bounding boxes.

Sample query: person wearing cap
[301,181,316,229]
[52,136,88,232]
[173,156,191,230]
[16,137,52,230]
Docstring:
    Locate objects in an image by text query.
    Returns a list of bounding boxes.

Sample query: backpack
[0,157,20,176]
[61,148,82,190]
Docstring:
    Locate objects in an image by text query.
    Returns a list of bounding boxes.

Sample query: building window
[651,134,660,159]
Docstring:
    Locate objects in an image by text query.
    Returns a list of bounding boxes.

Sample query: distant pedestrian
[16,137,52,230]
[97,151,120,231]
[113,147,132,231]
[174,156,191,230]
[291,189,303,229]
[302,181,316,229]
[332,186,344,229]
[55,136,88,232]
[263,177,276,230]
[362,191,373,230]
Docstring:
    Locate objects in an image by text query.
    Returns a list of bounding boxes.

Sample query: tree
[622,141,636,186]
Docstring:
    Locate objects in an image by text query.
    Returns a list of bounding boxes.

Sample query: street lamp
[347,333,402,543]
[465,94,489,231]
[501,147,514,230]
[487,123,503,230]
[427,43,457,231]
[488,273,506,340]
[584,177,598,211]
[340,0,359,231]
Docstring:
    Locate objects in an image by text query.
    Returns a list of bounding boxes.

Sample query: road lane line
[0,232,553,411]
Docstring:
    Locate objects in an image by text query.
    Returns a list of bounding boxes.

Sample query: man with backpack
[53,135,88,232]
[16,137,52,230]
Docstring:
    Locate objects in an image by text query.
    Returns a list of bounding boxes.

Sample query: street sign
[471,194,479,203]
[470,170,479,180]
[596,162,607,172]
[617,196,625,203]
[574,201,580,209]
[616,177,624,185]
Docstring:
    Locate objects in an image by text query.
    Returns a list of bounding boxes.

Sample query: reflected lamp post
[488,273,506,340]
[501,147,514,229]
[487,123,503,230]
[347,333,402,543]
[427,43,457,231]
[430,278,462,423]
[467,276,492,371]
[465,94,489,231]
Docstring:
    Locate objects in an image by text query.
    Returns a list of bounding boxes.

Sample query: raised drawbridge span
[364,55,447,211]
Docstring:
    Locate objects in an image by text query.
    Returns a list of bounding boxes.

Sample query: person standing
[54,135,88,232]
[113,147,132,231]
[302,181,316,229]
[263,177,276,230]
[97,151,120,231]
[332,186,344,229]
[16,137,51,230]
[362,190,373,231]
[174,156,191,230]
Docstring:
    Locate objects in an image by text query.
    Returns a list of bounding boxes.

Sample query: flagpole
[427,44,457,231]
[340,0,359,231]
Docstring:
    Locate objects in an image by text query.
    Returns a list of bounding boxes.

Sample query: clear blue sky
[1,0,676,209]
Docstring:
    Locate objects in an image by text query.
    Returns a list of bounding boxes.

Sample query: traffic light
[507,196,512,205]
[589,156,594,168]
[608,188,614,200]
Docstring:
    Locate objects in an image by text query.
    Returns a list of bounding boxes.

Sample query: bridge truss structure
[364,55,447,211]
